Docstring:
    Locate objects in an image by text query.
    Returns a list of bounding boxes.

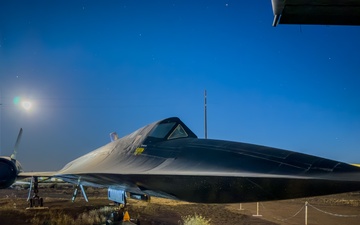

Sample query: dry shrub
[77,208,105,224]
[29,206,116,225]
[141,202,158,215]
[76,206,115,224]
[180,214,211,225]
[315,198,360,207]
[30,210,76,225]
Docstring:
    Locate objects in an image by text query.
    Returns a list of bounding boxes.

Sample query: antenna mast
[204,90,207,139]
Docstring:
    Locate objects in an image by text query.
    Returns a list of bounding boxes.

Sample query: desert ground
[1,185,360,225]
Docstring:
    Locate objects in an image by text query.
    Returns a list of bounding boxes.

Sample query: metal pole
[305,201,308,225]
[238,203,244,210]
[204,90,207,139]
[253,202,262,217]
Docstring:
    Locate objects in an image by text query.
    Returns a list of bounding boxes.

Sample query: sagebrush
[181,214,211,225]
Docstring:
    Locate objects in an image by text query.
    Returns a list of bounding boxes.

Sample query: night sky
[1,1,360,171]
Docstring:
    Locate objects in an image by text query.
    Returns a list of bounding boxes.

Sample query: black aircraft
[1,117,360,203]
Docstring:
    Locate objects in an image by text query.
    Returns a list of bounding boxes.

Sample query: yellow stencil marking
[135,147,145,155]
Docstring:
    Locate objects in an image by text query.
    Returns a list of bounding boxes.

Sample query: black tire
[34,198,39,207]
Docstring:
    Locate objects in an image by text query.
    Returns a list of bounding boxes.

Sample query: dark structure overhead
[272,0,360,26]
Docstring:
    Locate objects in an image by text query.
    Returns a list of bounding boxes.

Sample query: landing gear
[27,177,44,208]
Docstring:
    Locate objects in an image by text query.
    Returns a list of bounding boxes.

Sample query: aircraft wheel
[34,198,39,207]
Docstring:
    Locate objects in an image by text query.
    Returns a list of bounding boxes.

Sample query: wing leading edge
[272,0,360,26]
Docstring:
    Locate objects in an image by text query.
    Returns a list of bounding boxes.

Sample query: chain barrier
[256,201,360,224]
[307,202,359,218]
[260,202,305,222]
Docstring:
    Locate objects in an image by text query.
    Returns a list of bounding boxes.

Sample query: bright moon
[22,101,32,111]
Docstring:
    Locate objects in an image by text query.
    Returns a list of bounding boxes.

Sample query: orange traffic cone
[123,210,130,222]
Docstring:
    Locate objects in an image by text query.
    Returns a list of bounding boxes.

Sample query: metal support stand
[238,203,244,210]
[305,201,308,225]
[252,202,262,217]
[72,177,88,202]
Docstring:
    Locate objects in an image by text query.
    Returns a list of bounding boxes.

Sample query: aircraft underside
[59,173,360,203]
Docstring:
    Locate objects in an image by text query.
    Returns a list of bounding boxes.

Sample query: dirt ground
[1,186,360,225]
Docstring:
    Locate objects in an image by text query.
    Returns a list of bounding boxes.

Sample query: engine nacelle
[0,157,20,189]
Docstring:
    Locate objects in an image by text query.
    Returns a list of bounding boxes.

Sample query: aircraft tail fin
[11,128,23,161]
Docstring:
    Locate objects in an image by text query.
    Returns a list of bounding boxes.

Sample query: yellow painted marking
[134,147,145,155]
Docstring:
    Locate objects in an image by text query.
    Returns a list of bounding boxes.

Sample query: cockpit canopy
[61,117,197,171]
[143,117,197,145]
